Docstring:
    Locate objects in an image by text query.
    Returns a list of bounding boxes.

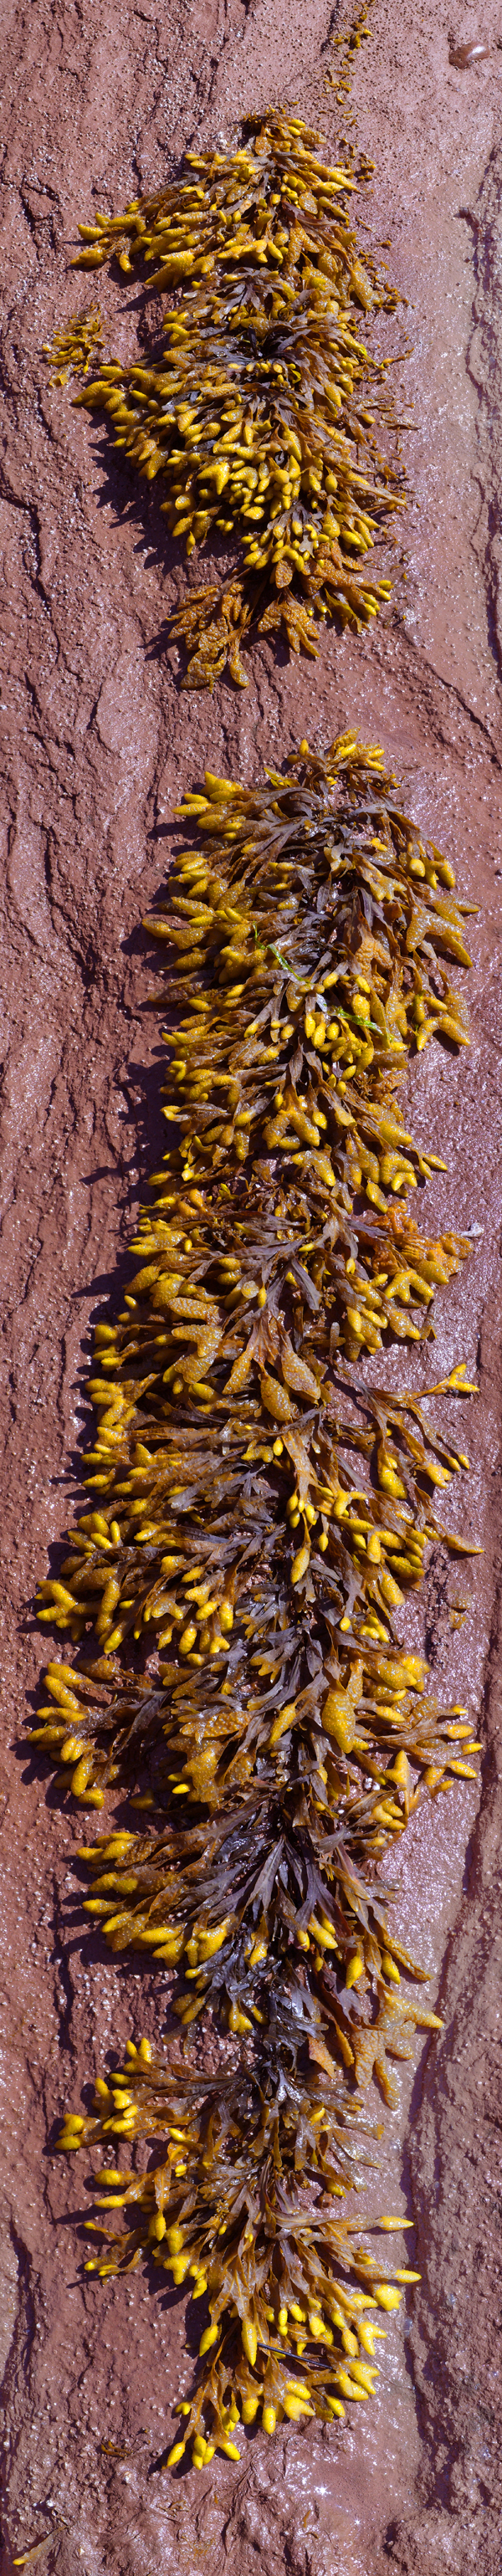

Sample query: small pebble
[448,37,489,67]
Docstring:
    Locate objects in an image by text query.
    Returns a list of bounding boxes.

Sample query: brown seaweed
[34,735,480,2466]
[44,110,403,687]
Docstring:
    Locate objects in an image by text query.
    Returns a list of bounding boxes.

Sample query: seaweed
[44,110,404,687]
[326,0,375,102]
[34,734,480,2467]
[42,305,104,386]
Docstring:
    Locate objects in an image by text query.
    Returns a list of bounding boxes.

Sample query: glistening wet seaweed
[44,110,403,688]
[33,734,480,2470]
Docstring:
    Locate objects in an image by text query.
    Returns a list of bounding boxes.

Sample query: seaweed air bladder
[32,733,481,2471]
[44,109,404,689]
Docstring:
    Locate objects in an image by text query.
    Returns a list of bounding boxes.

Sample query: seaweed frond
[59,2041,423,2460]
[46,110,404,686]
[43,305,104,387]
[35,735,480,2465]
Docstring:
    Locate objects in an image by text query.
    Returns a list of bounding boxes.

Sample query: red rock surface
[2,3,502,2569]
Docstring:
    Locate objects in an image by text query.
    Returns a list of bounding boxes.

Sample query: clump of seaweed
[43,305,104,386]
[44,110,403,687]
[59,2042,426,2461]
[34,735,480,2467]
